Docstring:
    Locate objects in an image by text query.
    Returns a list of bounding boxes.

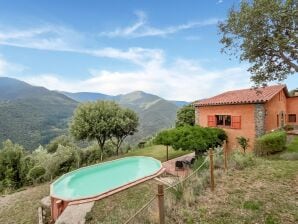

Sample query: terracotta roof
[194,85,288,106]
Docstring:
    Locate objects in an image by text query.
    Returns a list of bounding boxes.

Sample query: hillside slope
[64,90,179,144]
[0,77,77,149]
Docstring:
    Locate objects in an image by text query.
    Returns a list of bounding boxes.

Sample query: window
[288,114,296,122]
[215,115,231,127]
[208,115,241,129]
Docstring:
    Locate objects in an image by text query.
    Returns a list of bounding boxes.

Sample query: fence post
[224,140,228,172]
[157,184,165,224]
[209,148,215,192]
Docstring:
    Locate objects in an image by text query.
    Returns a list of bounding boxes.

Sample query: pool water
[51,156,162,201]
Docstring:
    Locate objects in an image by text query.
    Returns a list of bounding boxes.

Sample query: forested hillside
[0,77,77,149]
[0,78,180,149]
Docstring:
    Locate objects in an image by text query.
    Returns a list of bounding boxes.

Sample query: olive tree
[111,108,139,156]
[70,101,138,160]
[219,0,298,86]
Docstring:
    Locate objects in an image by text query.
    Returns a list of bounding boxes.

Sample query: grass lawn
[0,183,49,224]
[197,159,298,224]
[286,136,298,152]
[125,145,192,162]
[86,156,298,224]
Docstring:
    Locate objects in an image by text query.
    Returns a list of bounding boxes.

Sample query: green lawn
[86,155,298,224]
[125,145,192,162]
[286,136,298,152]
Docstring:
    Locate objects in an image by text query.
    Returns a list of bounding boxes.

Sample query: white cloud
[100,11,220,38]
[0,25,88,54]
[0,56,25,76]
[22,55,251,101]
[0,25,166,67]
[217,0,223,4]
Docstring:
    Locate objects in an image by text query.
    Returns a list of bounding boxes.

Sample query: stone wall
[195,106,200,125]
[255,104,265,137]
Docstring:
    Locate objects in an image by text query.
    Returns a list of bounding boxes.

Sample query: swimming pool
[50,156,164,220]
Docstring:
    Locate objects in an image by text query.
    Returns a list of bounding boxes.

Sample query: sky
[0,0,297,101]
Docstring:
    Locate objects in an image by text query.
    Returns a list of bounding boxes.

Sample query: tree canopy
[219,0,298,86]
[111,108,139,155]
[176,104,195,127]
[154,129,176,160]
[155,126,227,156]
[70,101,138,160]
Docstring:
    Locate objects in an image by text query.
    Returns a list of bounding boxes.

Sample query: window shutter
[207,115,216,127]
[231,116,241,129]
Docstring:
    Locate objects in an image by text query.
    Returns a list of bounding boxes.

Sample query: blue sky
[0,0,297,101]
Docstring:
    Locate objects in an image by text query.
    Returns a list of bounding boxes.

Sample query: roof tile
[195,85,286,106]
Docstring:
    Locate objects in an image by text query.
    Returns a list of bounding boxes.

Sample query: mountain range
[0,77,188,149]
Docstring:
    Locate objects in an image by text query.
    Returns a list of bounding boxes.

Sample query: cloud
[0,25,83,52]
[217,0,223,4]
[0,56,25,76]
[100,11,220,38]
[0,24,165,67]
[22,55,251,101]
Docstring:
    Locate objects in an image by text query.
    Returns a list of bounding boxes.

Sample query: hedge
[255,131,287,156]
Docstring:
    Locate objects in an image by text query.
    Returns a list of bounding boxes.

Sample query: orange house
[194,85,298,151]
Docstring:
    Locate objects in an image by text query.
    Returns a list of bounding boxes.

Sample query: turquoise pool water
[51,156,162,200]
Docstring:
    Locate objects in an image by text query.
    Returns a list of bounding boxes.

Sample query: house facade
[194,85,298,151]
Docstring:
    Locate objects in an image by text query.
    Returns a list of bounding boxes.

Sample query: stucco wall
[264,90,287,131]
[196,104,256,151]
[287,96,298,127]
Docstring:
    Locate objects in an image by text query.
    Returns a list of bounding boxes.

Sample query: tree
[154,129,175,160]
[171,126,227,156]
[70,101,139,160]
[219,0,298,86]
[70,101,119,161]
[111,108,139,156]
[176,105,195,127]
[0,140,25,189]
[46,135,75,153]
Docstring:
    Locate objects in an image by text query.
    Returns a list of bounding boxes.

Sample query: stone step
[55,202,94,224]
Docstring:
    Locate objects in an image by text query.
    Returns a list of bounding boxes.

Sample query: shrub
[27,166,46,183]
[236,136,249,153]
[230,150,255,170]
[255,131,287,156]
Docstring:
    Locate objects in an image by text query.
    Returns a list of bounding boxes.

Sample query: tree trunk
[166,145,169,161]
[97,139,105,161]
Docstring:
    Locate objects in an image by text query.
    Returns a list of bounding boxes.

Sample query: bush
[230,150,255,170]
[255,131,287,156]
[27,166,46,183]
[237,136,249,153]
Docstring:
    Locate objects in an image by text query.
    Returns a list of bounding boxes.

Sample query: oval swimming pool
[50,156,163,201]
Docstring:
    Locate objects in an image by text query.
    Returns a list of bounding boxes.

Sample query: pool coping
[50,156,165,203]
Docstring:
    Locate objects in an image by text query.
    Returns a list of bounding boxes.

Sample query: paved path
[55,202,94,224]
[162,152,195,177]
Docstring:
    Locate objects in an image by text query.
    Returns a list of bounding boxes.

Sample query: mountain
[61,91,113,102]
[63,90,179,144]
[0,77,77,149]
[62,91,188,107]
[0,77,180,149]
[115,91,179,144]
[170,100,189,107]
